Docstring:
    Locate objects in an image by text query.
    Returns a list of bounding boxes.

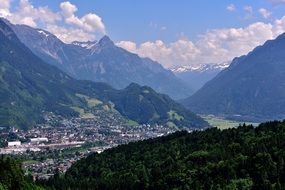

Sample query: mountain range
[0,18,208,129]
[183,33,285,122]
[172,62,229,92]
[4,19,192,100]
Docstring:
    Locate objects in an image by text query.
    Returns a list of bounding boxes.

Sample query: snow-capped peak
[71,41,98,49]
[171,62,230,73]
[37,30,49,37]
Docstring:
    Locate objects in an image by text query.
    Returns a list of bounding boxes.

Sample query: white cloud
[116,41,137,52]
[243,6,254,20]
[259,8,272,18]
[60,1,77,18]
[0,0,11,8]
[244,6,253,13]
[60,1,105,33]
[118,39,200,68]
[117,16,285,68]
[226,4,236,12]
[1,0,106,43]
[46,24,96,44]
[8,0,61,27]
[0,0,11,17]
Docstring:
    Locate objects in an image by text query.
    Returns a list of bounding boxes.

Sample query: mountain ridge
[4,19,192,100]
[0,19,208,129]
[182,32,285,122]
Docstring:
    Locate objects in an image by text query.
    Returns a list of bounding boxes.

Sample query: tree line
[41,121,285,190]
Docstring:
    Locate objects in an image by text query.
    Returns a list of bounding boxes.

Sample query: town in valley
[0,111,181,180]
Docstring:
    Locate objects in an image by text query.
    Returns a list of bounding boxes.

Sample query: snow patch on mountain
[37,30,50,37]
[171,62,230,73]
[72,41,98,49]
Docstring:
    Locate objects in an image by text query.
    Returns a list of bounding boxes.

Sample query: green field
[202,115,259,130]
[125,119,139,126]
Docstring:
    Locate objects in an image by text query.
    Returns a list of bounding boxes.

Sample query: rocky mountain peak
[98,35,114,47]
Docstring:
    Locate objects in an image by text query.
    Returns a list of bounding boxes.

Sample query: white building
[7,141,21,147]
[30,137,48,144]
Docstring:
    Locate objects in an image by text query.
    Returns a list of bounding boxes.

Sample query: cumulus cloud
[116,41,137,52]
[0,0,11,8]
[0,0,11,17]
[7,0,61,27]
[60,1,77,18]
[259,8,272,18]
[46,24,96,44]
[226,4,236,12]
[1,0,106,43]
[60,1,105,33]
[118,39,200,68]
[117,16,285,68]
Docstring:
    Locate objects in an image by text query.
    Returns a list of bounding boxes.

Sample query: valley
[202,115,259,130]
[1,111,178,180]
[0,112,261,181]
[1,1,285,189]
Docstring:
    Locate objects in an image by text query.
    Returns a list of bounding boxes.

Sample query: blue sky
[20,0,285,43]
[1,0,285,68]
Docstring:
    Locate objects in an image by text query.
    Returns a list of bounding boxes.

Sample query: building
[7,141,21,147]
[30,137,48,144]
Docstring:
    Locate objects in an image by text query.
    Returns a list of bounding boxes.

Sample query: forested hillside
[0,156,43,190]
[44,121,285,190]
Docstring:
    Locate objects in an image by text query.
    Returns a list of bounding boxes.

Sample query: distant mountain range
[0,19,208,129]
[183,33,285,122]
[172,62,229,92]
[4,19,192,100]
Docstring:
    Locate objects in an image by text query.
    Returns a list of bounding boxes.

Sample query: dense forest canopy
[41,120,285,190]
[0,156,43,190]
